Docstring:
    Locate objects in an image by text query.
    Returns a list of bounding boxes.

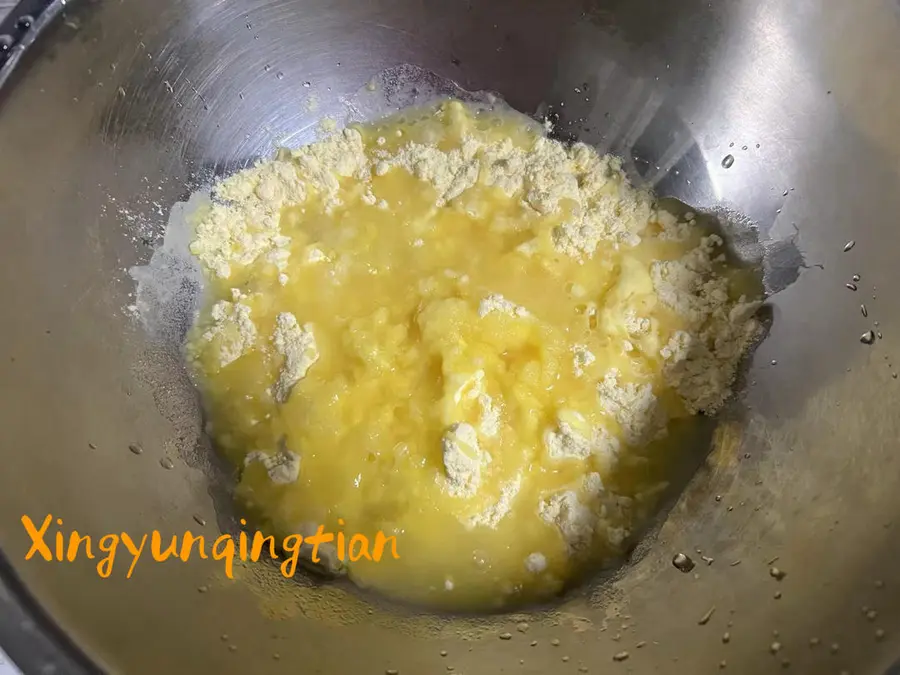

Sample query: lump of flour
[524,552,548,574]
[192,300,257,369]
[288,127,369,210]
[550,148,654,255]
[522,137,581,214]
[272,312,319,403]
[244,447,301,484]
[442,422,483,497]
[624,310,651,336]
[544,417,620,465]
[480,138,528,195]
[652,235,762,413]
[540,488,594,553]
[478,293,530,318]
[540,473,634,554]
[478,393,500,438]
[189,161,302,279]
[597,369,665,447]
[538,474,606,554]
[295,522,346,576]
[466,475,522,529]
[374,139,482,206]
[572,344,596,377]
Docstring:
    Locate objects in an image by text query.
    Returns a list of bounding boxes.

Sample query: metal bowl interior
[1,0,900,673]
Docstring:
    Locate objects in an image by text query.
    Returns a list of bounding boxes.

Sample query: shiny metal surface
[1,0,900,673]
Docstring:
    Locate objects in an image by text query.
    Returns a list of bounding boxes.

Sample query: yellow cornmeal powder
[184,100,762,611]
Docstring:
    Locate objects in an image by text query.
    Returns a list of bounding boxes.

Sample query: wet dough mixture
[185,100,762,610]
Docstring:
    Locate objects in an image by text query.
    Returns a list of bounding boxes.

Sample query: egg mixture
[184,100,762,610]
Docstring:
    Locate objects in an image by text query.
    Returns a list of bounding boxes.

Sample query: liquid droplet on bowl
[673,552,695,572]
[698,607,716,625]
[722,154,735,169]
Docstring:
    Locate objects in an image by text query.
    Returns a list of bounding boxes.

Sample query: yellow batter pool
[184,99,762,610]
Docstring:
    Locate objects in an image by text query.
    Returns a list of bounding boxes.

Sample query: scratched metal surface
[1,0,900,674]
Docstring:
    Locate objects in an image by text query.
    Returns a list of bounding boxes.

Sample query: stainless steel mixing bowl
[2,0,900,673]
